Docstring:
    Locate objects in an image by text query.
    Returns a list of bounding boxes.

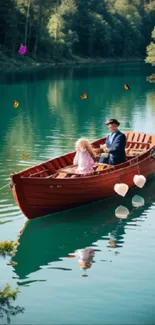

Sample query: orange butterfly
[13,100,19,108]
[124,83,131,90]
[23,154,29,160]
[80,92,88,99]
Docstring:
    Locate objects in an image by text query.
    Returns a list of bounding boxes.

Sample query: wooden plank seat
[50,163,114,179]
[126,148,148,157]
[56,172,68,179]
[126,142,150,149]
[125,141,151,157]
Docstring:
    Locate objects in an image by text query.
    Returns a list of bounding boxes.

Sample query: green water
[0,62,155,324]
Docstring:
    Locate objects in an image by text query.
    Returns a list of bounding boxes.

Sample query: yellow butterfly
[124,83,131,90]
[23,154,29,160]
[80,92,88,100]
[13,100,19,108]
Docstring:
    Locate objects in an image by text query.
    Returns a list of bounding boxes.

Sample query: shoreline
[0,54,144,74]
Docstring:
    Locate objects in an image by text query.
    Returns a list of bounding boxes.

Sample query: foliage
[0,241,19,257]
[0,285,19,304]
[145,25,155,83]
[0,284,24,324]
[145,27,155,66]
[0,0,155,61]
[147,73,155,83]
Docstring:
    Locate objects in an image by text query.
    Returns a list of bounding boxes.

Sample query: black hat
[105,119,120,126]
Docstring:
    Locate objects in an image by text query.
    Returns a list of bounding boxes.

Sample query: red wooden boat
[10,131,155,220]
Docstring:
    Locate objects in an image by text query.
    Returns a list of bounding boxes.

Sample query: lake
[0,62,155,325]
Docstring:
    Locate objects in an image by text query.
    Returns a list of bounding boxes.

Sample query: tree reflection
[147,74,155,84]
[0,284,24,324]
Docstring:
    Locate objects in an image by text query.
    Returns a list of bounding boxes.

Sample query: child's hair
[75,138,94,157]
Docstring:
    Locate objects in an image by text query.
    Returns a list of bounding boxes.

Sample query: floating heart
[115,205,129,219]
[114,183,129,197]
[132,195,145,208]
[133,175,146,188]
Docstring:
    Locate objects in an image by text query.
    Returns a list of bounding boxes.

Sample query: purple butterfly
[18,44,27,55]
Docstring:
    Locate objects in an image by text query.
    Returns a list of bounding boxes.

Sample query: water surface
[0,62,155,324]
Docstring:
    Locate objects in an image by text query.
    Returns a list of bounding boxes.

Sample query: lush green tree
[145,27,155,66]
[0,0,155,62]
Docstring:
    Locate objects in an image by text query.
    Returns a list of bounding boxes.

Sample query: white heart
[133,175,146,188]
[115,205,130,219]
[114,183,129,197]
[132,195,145,208]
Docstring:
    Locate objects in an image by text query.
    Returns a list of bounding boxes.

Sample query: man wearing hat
[99,119,126,165]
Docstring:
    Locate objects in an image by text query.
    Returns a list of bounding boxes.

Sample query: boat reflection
[12,177,155,280]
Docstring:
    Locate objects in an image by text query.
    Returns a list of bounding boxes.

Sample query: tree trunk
[33,0,43,58]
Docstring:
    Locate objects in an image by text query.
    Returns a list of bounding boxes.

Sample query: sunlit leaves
[145,27,155,66]
[0,284,24,324]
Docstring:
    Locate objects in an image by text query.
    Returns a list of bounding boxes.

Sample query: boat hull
[10,152,155,219]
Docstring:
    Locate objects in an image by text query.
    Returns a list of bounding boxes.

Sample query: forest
[0,0,155,65]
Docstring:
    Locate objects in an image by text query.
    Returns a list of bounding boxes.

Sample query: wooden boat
[10,131,155,220]
[11,176,155,279]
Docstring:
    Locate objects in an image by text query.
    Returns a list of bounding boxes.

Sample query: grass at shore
[0,51,144,74]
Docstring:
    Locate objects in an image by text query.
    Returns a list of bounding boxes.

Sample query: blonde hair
[75,137,94,157]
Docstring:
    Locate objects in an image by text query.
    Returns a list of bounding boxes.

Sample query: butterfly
[23,154,29,160]
[18,44,27,55]
[13,100,19,108]
[80,92,88,99]
[124,83,131,90]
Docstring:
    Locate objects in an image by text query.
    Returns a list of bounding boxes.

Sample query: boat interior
[20,132,154,179]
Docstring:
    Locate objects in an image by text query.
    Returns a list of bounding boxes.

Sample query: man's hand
[104,147,110,153]
[100,144,106,150]
[93,148,102,155]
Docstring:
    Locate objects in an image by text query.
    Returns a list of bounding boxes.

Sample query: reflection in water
[132,195,145,208]
[109,233,116,249]
[47,80,78,149]
[115,205,130,219]
[146,74,155,84]
[146,91,155,114]
[0,284,24,324]
[16,280,46,287]
[71,248,95,277]
[2,111,36,167]
[48,267,72,271]
[12,177,155,280]
[0,63,155,324]
[108,219,126,249]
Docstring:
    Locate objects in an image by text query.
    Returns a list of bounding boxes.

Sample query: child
[73,138,95,174]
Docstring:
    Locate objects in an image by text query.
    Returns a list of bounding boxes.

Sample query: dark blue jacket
[100,130,126,165]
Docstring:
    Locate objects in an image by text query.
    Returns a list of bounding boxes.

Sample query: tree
[145,26,155,66]
[0,0,155,63]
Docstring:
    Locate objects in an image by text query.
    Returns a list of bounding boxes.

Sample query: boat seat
[56,172,67,179]
[95,163,109,171]
[35,163,115,179]
[126,148,147,157]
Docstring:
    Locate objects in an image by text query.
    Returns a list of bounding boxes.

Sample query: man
[99,119,126,165]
